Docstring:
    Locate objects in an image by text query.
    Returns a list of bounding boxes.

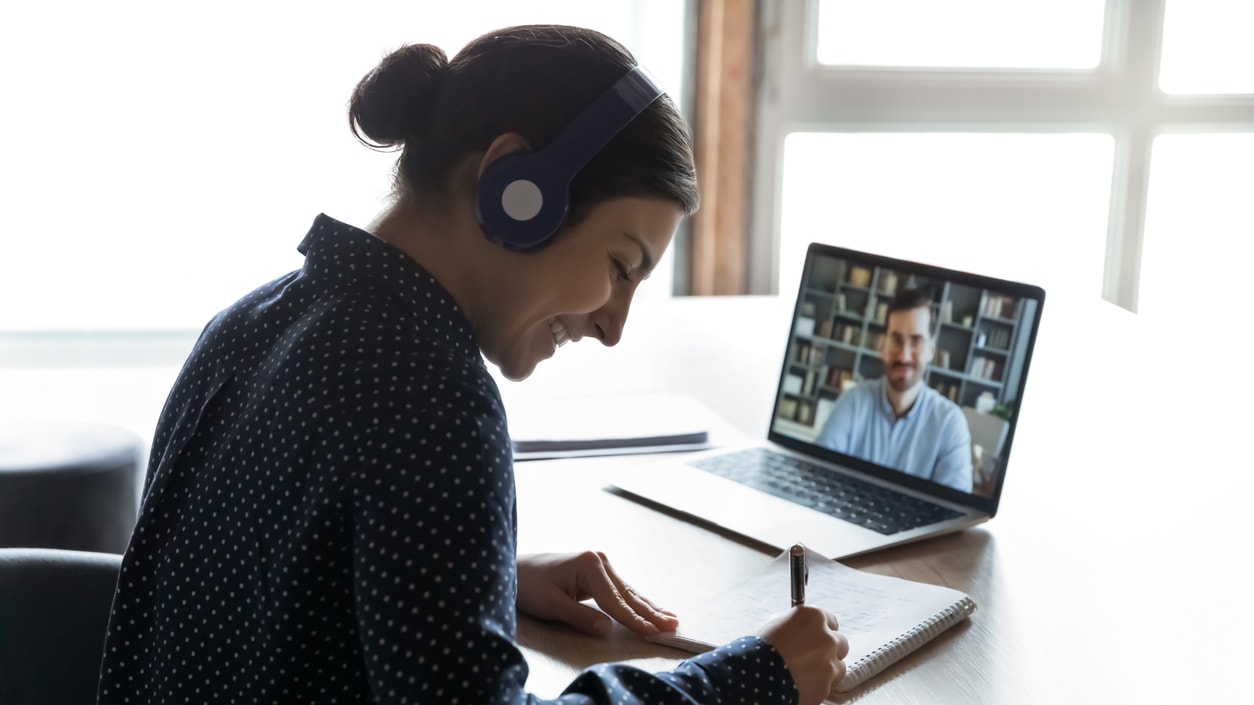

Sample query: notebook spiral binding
[839,597,977,691]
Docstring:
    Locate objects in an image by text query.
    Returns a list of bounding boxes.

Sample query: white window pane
[815,0,1105,69]
[778,133,1114,302]
[1160,0,1254,95]
[0,0,684,331]
[1140,134,1254,323]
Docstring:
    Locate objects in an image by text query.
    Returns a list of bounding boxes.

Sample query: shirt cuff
[677,635,797,705]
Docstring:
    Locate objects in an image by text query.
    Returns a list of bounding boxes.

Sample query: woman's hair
[349,25,699,225]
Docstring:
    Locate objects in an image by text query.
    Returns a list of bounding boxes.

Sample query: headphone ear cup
[476,152,570,251]
[475,67,663,252]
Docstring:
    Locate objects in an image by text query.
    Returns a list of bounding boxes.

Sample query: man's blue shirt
[815,377,973,492]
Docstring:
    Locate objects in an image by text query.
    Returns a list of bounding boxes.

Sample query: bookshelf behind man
[774,255,1034,444]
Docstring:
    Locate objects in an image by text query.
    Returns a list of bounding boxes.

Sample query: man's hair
[885,287,936,333]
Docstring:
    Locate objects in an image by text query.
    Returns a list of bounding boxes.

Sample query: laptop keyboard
[690,447,963,535]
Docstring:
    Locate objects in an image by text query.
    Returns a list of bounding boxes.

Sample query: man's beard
[887,363,918,392]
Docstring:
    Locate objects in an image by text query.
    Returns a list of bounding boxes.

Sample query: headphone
[475,66,664,251]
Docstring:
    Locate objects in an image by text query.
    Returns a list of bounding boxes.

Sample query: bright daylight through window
[0,1,686,332]
[758,0,1254,322]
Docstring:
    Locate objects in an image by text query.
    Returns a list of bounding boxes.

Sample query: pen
[790,543,808,607]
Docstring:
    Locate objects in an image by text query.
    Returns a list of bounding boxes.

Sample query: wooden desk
[503,295,1247,703]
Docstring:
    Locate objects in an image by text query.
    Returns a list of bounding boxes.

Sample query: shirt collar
[297,213,480,360]
[876,376,929,422]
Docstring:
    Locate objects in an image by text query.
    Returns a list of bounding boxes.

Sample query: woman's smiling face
[477,196,684,381]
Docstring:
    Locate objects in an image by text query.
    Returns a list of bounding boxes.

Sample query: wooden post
[690,0,755,295]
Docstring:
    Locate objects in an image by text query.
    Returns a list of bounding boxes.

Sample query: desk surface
[502,294,1248,703]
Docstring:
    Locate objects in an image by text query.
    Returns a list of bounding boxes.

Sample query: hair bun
[350,44,449,149]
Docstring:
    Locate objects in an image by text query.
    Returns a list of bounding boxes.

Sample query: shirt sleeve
[930,405,974,492]
[348,375,797,705]
[816,390,858,453]
[563,637,796,705]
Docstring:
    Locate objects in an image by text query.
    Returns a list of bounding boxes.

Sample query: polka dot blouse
[97,214,796,704]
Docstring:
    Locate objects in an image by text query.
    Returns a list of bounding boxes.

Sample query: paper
[508,393,713,460]
[652,548,974,692]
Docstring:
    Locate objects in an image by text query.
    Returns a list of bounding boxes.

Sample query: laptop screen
[768,243,1045,510]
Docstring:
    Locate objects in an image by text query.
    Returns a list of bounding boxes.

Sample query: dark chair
[0,422,143,552]
[0,548,122,705]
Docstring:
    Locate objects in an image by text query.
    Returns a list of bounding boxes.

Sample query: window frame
[742,0,1254,311]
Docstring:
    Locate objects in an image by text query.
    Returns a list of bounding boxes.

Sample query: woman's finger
[596,552,679,627]
[535,582,616,636]
[577,552,674,635]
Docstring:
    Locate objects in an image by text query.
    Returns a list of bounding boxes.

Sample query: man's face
[881,305,935,393]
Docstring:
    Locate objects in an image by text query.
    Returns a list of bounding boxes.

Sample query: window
[815,0,1105,69]
[753,0,1254,314]
[1159,1,1254,94]
[779,132,1113,303]
[1139,134,1254,322]
[0,0,689,332]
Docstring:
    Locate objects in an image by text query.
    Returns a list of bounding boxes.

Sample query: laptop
[608,243,1045,560]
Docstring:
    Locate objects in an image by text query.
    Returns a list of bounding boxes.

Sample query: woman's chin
[497,353,544,382]
[491,333,557,382]
[500,367,534,382]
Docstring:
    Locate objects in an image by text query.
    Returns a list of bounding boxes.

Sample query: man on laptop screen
[813,287,974,492]
[609,243,1044,559]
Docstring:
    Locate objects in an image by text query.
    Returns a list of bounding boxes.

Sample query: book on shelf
[880,270,899,295]
[930,380,960,402]
[848,266,872,288]
[976,328,1012,350]
[783,373,803,395]
[981,294,1018,319]
[969,356,1001,381]
[651,547,975,696]
[834,323,860,346]
[817,317,834,339]
[795,316,816,337]
[985,327,1011,349]
[825,367,854,391]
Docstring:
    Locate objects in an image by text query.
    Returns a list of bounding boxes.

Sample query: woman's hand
[756,606,850,705]
[516,551,679,637]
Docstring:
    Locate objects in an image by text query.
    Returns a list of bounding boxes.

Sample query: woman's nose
[593,315,624,347]
[591,294,631,347]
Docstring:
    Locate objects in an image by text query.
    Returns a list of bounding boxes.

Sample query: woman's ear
[478,132,533,178]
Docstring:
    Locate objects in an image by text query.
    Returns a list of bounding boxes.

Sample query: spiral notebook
[651,547,975,695]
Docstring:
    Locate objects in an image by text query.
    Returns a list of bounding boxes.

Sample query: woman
[98,25,847,705]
